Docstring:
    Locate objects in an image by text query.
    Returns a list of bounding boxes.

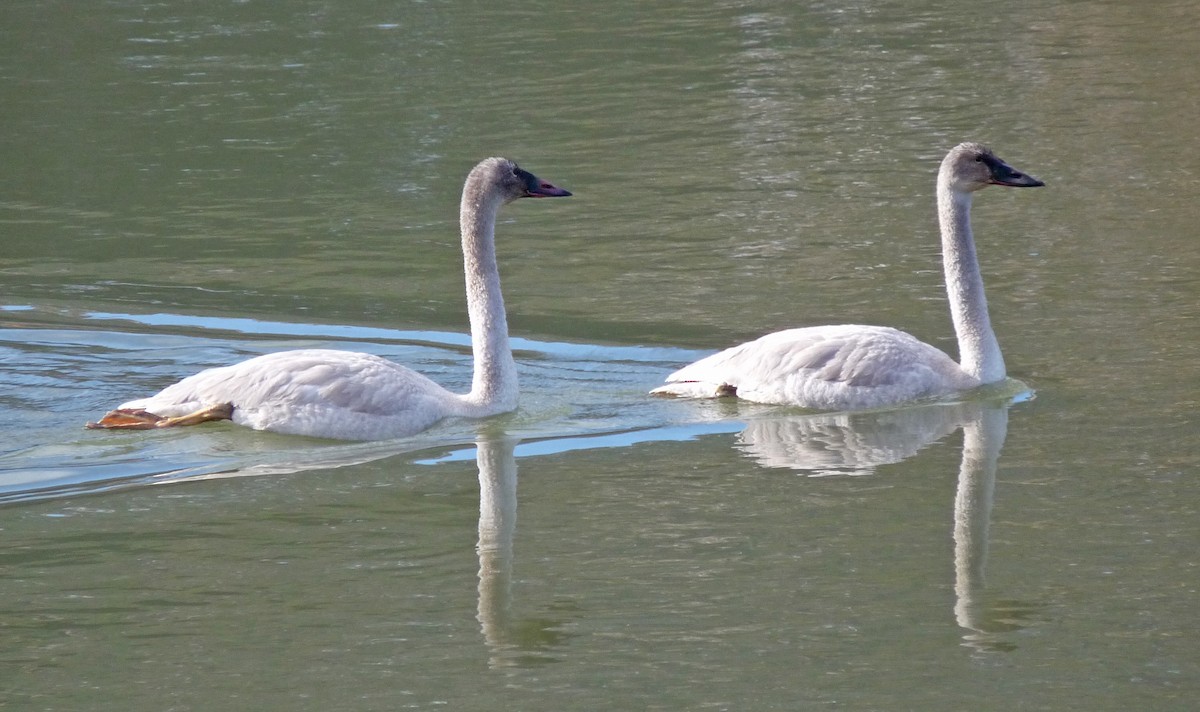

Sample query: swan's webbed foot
[86,408,166,430]
[86,403,234,430]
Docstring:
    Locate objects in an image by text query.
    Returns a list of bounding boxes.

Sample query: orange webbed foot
[86,403,234,430]
[86,408,168,430]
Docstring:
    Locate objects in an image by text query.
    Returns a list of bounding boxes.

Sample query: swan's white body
[653,142,1043,410]
[656,324,978,410]
[90,158,570,441]
[117,349,476,441]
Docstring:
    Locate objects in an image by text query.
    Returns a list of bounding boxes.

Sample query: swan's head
[469,157,572,204]
[942,142,1044,193]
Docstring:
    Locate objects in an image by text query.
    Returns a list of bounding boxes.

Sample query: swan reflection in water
[471,396,1035,660]
[731,395,1039,653]
[949,403,1041,654]
[473,431,571,668]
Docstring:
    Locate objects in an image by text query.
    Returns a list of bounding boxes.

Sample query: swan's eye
[974,155,984,162]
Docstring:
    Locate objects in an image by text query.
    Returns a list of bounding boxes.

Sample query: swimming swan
[87,157,571,441]
[651,142,1043,409]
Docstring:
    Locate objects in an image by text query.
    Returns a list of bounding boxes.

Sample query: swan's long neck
[459,186,518,414]
[938,181,1005,383]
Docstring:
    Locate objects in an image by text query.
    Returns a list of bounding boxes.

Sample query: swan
[652,142,1043,410]
[86,157,571,441]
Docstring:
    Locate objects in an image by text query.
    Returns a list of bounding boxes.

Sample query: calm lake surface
[2,1,1198,709]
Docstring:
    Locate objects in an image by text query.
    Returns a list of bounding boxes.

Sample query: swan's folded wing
[125,349,454,439]
[654,325,971,408]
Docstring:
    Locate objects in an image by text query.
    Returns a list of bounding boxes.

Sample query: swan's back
[653,325,978,410]
[123,349,460,440]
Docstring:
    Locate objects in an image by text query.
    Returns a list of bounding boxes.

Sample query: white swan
[87,157,571,441]
[652,142,1043,410]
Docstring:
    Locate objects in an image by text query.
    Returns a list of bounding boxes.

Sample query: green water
[2,1,1197,709]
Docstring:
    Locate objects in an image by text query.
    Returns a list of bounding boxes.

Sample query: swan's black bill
[984,155,1045,188]
[516,167,572,198]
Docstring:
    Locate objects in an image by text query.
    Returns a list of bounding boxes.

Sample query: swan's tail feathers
[649,381,736,399]
[86,403,234,431]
